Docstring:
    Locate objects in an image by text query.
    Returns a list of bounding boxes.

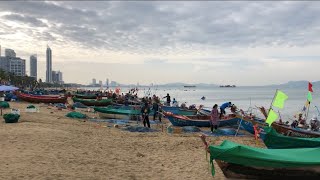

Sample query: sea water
[83,86,320,122]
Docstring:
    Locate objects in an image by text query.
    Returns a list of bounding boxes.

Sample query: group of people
[290,113,320,131]
[210,102,236,133]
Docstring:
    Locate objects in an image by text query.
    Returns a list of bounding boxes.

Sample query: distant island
[220,85,236,88]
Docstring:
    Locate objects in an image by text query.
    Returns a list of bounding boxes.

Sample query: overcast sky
[0,1,320,85]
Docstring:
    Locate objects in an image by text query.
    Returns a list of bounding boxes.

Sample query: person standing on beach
[219,102,232,119]
[141,102,151,128]
[152,101,161,122]
[210,104,219,133]
[163,93,171,106]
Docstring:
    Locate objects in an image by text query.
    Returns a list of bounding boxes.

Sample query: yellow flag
[266,109,278,126]
[272,90,288,109]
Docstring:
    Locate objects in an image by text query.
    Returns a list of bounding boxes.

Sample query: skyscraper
[92,78,96,85]
[30,54,37,80]
[46,46,52,83]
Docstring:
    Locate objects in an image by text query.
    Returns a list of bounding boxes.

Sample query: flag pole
[266,89,278,120]
[306,101,311,121]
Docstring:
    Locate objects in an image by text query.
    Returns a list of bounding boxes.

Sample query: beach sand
[0,101,264,180]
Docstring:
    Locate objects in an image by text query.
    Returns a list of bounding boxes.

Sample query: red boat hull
[17,93,67,104]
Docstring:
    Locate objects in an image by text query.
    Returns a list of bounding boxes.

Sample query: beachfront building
[92,78,96,85]
[5,48,16,58]
[46,46,52,83]
[0,48,26,76]
[52,70,63,84]
[30,54,37,80]
[9,58,26,76]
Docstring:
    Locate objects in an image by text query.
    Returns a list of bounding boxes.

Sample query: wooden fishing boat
[162,106,198,116]
[94,106,141,120]
[72,97,113,106]
[263,127,320,149]
[271,122,320,138]
[165,112,239,127]
[200,135,320,179]
[216,160,320,179]
[17,92,67,103]
[73,93,97,99]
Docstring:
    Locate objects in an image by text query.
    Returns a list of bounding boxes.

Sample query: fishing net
[65,112,87,119]
[0,101,10,108]
[3,113,20,123]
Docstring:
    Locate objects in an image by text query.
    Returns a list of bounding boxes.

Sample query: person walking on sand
[219,102,232,119]
[141,102,151,128]
[210,104,219,133]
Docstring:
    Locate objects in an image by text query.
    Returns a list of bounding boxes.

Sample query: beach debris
[136,152,145,157]
[114,124,119,128]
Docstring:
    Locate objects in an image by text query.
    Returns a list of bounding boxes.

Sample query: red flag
[308,82,313,92]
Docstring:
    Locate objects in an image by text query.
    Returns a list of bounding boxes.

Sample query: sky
[0,1,320,86]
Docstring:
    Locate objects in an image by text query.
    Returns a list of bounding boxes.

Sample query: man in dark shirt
[141,102,151,128]
[163,93,171,106]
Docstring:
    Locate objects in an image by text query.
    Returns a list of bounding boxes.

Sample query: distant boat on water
[220,85,236,88]
[184,85,196,88]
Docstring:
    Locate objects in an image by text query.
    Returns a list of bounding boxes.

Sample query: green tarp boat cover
[94,107,141,115]
[0,101,10,108]
[66,112,87,119]
[263,127,320,149]
[209,140,320,176]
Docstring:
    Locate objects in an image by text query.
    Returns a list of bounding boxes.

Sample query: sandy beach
[0,101,264,180]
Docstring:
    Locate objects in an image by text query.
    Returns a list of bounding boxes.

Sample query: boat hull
[17,92,67,103]
[166,113,240,127]
[272,122,320,138]
[217,160,320,179]
[73,97,113,106]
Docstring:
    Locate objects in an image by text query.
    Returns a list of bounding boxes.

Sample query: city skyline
[1,1,320,85]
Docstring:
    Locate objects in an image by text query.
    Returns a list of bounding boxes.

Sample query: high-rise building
[92,78,96,85]
[5,48,16,58]
[0,48,25,76]
[99,80,102,86]
[9,58,25,76]
[46,46,52,83]
[30,54,37,80]
[52,70,63,84]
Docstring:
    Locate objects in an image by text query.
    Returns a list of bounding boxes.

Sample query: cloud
[2,13,47,27]
[1,1,320,85]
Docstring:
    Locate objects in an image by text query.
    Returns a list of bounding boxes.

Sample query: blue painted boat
[162,106,198,116]
[165,113,240,127]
